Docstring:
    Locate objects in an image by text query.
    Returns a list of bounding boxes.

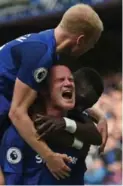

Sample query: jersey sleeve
[16,42,51,92]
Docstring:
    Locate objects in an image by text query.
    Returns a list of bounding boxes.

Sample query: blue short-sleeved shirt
[1,111,91,185]
[0,29,57,138]
[1,125,85,185]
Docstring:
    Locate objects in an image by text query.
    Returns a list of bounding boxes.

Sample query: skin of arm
[86,107,108,152]
[9,78,54,160]
[9,79,72,180]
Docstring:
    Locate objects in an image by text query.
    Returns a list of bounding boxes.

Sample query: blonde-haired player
[56,3,103,55]
[0,3,105,181]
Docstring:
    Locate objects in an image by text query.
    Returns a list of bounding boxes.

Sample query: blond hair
[60,3,104,40]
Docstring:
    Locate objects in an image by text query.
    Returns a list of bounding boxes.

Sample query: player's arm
[9,79,71,179]
[34,115,102,145]
[85,107,108,152]
[9,43,71,179]
[64,117,102,145]
[9,43,54,159]
[35,116,83,150]
[85,106,105,122]
[9,79,53,159]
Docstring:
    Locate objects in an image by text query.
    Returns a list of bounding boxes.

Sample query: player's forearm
[46,131,74,147]
[75,121,102,145]
[64,118,102,145]
[9,112,53,160]
[46,131,83,150]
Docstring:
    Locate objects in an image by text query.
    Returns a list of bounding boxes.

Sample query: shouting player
[1,65,105,184]
[0,4,104,181]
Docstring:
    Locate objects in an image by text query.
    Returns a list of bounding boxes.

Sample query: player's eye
[69,77,74,82]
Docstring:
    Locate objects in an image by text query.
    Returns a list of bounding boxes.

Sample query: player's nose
[64,79,73,87]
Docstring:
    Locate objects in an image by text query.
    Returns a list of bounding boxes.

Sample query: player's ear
[77,34,84,46]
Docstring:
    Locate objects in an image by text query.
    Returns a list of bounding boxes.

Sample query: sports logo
[7,147,22,164]
[35,154,43,164]
[34,67,48,83]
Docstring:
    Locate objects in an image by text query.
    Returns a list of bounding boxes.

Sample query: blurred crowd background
[0,0,122,185]
[0,0,108,23]
[85,72,122,185]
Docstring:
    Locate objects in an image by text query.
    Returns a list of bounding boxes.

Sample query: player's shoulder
[0,29,55,54]
[26,29,55,45]
[0,33,41,52]
[8,33,49,58]
[12,29,54,52]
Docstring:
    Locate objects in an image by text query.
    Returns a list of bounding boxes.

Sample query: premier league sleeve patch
[34,67,48,83]
[6,147,22,164]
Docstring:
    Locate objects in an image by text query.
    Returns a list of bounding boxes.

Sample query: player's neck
[54,26,75,53]
[46,105,67,117]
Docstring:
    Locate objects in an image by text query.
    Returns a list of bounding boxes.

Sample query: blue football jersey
[1,125,85,185]
[0,29,57,97]
[0,29,57,140]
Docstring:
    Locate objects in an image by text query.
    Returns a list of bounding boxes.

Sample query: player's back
[0,29,57,139]
[0,30,56,98]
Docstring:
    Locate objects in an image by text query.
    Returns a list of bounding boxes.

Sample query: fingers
[99,136,105,153]
[56,172,66,180]
[46,153,71,180]
[51,172,60,180]
[35,116,53,129]
[60,170,70,177]
[37,125,56,139]
[57,170,70,179]
[49,167,70,180]
[63,164,71,172]
[36,120,52,132]
[97,121,108,154]
[99,132,108,153]
[61,154,72,164]
[102,127,108,150]
[99,133,106,153]
[36,121,56,140]
[35,115,48,124]
[40,125,55,137]
[50,171,70,180]
[48,169,60,180]
[47,166,70,180]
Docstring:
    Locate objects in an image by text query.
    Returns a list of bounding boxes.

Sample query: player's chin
[61,99,75,110]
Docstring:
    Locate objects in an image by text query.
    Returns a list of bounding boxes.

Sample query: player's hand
[46,152,71,180]
[34,115,66,139]
[97,118,108,153]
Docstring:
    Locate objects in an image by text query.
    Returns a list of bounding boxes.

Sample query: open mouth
[62,90,73,100]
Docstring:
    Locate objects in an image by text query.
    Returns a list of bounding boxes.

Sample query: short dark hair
[74,67,104,110]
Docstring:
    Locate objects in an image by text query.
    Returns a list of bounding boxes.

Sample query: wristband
[63,117,77,133]
[72,138,83,149]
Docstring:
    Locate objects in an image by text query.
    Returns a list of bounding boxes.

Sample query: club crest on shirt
[34,67,48,83]
[7,147,22,164]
